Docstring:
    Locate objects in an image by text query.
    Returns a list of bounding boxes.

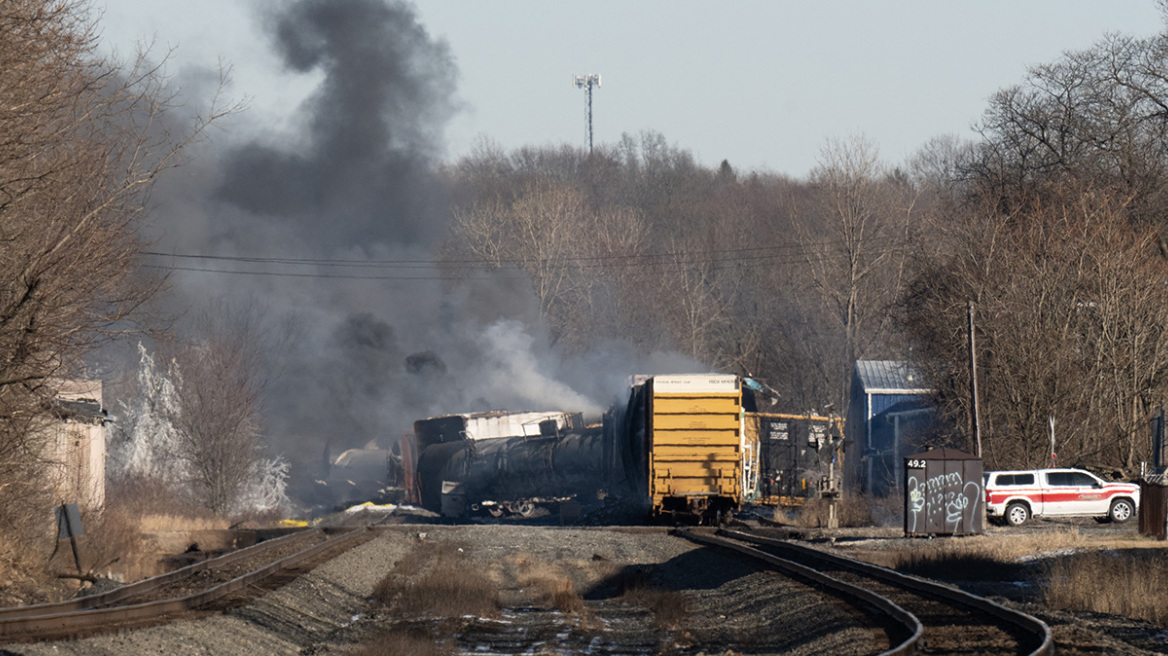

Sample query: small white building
[43,380,108,510]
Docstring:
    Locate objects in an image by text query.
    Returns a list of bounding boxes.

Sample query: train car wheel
[515,501,535,517]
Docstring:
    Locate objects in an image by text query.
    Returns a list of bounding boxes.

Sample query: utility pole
[968,301,982,457]
[573,74,601,154]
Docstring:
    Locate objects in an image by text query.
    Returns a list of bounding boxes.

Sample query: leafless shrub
[106,476,213,521]
[73,505,144,574]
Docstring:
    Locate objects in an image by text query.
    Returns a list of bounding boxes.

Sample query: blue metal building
[845,360,934,496]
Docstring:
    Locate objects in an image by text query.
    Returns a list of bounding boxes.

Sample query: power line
[140,237,906,269]
[139,239,912,280]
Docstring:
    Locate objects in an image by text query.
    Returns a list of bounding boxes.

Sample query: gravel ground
[802,519,1168,656]
[0,523,884,656]
[7,514,1162,655]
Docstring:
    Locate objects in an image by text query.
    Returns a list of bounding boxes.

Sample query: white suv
[984,468,1140,526]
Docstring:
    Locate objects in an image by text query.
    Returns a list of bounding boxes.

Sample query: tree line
[441,14,1168,475]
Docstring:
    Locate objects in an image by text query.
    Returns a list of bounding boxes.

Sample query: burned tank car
[411,410,626,518]
[415,427,611,517]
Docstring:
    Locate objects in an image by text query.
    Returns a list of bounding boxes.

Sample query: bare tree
[790,137,917,407]
[0,0,235,538]
[450,175,648,351]
[904,182,1168,471]
[966,29,1168,229]
[164,305,271,515]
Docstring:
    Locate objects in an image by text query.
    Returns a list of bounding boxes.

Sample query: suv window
[994,473,1034,486]
[1046,471,1098,486]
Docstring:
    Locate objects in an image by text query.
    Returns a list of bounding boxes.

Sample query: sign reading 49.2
[905,459,927,469]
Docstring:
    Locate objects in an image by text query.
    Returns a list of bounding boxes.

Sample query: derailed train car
[405,375,841,522]
[408,410,619,518]
[414,425,611,517]
[742,412,844,507]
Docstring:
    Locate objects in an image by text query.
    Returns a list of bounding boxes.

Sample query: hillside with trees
[438,16,1168,475]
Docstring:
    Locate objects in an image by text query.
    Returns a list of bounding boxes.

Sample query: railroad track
[0,525,378,642]
[677,527,1054,656]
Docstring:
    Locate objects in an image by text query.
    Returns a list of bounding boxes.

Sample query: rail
[676,528,922,655]
[0,526,371,642]
[0,528,322,621]
[716,528,1054,656]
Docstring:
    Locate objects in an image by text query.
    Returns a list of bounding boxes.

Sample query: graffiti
[905,465,983,536]
[926,471,963,493]
[907,477,926,534]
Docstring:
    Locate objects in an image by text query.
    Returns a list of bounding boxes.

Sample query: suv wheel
[1108,498,1134,523]
[1005,502,1030,526]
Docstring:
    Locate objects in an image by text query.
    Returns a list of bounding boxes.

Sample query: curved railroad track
[0,525,379,643]
[677,527,1054,656]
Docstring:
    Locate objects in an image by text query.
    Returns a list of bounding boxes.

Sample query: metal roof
[855,360,931,395]
[904,447,980,460]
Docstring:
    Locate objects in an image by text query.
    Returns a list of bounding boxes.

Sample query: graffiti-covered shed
[903,447,983,537]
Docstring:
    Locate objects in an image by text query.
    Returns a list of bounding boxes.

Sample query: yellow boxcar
[647,374,742,520]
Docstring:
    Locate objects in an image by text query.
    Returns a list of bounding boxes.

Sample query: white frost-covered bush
[110,343,290,515]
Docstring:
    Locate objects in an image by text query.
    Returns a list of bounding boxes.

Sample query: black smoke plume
[136,0,701,509]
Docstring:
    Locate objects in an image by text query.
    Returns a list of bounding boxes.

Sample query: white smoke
[474,319,603,416]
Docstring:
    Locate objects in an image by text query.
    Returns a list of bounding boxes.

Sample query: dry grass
[503,554,598,614]
[1043,550,1168,627]
[869,527,1089,574]
[616,568,689,629]
[135,514,230,532]
[796,493,872,528]
[537,577,584,614]
[351,628,453,656]
[858,526,1168,627]
[372,542,499,618]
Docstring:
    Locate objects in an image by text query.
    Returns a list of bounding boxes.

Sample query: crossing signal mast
[573,74,601,153]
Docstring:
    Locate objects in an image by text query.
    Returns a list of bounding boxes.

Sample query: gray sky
[97,0,1164,177]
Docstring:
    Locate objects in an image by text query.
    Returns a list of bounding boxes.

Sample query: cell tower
[573,74,601,153]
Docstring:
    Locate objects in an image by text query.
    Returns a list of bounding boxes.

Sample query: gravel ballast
[0,524,882,656]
